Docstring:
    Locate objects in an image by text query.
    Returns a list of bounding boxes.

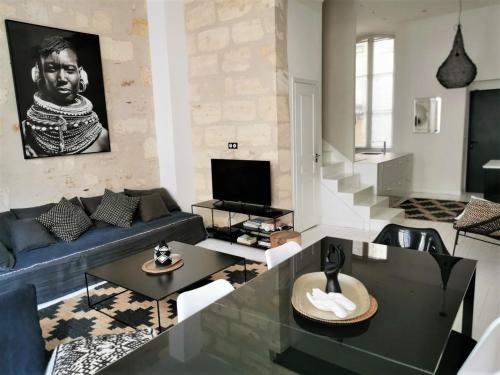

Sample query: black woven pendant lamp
[436,0,477,88]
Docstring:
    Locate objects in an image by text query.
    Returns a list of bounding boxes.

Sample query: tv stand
[191,199,294,250]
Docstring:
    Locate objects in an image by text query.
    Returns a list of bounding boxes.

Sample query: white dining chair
[265,241,302,269]
[458,317,500,374]
[176,279,234,322]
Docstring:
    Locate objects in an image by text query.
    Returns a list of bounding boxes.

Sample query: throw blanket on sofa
[454,198,500,237]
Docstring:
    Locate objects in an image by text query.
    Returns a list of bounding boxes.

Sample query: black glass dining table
[99,236,477,375]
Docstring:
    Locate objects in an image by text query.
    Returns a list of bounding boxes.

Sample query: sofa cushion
[38,198,92,242]
[0,211,16,250]
[0,241,15,272]
[125,187,181,212]
[11,202,55,219]
[138,193,170,222]
[8,211,201,272]
[9,218,56,253]
[80,195,109,228]
[91,189,140,228]
[0,284,46,375]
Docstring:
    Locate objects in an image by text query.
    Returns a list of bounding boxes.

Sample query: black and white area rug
[397,198,467,223]
[39,261,267,351]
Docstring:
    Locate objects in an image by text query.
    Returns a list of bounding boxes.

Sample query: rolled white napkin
[306,288,357,318]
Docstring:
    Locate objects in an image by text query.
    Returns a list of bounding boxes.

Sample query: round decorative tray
[291,272,378,324]
[142,254,183,274]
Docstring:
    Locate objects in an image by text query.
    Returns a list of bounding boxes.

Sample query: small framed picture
[5,20,111,159]
[414,97,441,134]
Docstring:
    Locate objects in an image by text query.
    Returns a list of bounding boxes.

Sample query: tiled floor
[198,217,500,341]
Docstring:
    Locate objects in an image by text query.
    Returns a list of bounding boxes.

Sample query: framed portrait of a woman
[5,20,111,159]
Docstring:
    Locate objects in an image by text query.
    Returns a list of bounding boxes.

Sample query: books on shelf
[242,217,271,230]
[242,217,291,233]
[257,238,271,248]
[237,234,257,245]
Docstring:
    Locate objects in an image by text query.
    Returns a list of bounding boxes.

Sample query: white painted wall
[393,5,500,196]
[288,0,323,83]
[322,0,356,163]
[147,0,195,211]
[288,0,323,229]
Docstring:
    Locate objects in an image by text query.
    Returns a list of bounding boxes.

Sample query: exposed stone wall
[185,0,292,209]
[0,0,159,210]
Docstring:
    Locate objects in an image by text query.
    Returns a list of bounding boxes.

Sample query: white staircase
[320,160,405,231]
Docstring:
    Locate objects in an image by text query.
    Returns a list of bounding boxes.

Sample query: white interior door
[293,80,321,231]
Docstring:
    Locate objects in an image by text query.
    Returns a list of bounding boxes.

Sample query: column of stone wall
[185,0,292,214]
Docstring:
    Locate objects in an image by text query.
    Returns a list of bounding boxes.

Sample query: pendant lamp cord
[458,0,462,25]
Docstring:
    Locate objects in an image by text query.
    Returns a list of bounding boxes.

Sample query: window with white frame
[355,36,394,149]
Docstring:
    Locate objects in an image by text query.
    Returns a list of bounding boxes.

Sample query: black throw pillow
[125,187,181,212]
[138,193,170,222]
[91,189,140,228]
[69,196,84,209]
[80,195,102,216]
[37,198,92,242]
[9,219,56,253]
[0,241,15,272]
[0,211,17,250]
[80,195,109,228]
[11,202,56,219]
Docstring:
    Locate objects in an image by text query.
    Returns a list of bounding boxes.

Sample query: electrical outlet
[228,142,238,149]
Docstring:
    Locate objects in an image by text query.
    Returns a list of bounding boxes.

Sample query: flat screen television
[211,159,271,206]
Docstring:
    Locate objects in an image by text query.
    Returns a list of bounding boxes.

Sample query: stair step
[370,208,405,222]
[338,185,374,204]
[322,162,345,179]
[356,195,388,207]
[323,173,360,190]
[354,196,390,216]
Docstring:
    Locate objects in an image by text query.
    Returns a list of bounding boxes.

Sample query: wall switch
[228,142,238,149]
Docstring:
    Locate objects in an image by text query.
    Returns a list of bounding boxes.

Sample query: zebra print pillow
[50,329,154,375]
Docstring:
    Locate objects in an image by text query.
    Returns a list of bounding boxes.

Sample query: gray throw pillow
[91,189,140,228]
[80,195,102,216]
[9,219,56,253]
[125,187,181,212]
[69,196,84,209]
[0,211,17,250]
[37,198,92,242]
[0,241,15,272]
[80,195,109,228]
[138,193,170,222]
[11,202,56,219]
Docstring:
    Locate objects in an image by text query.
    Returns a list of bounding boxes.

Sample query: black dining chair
[373,223,450,255]
[373,224,477,374]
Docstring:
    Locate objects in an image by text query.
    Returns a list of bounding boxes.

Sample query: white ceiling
[356,0,500,36]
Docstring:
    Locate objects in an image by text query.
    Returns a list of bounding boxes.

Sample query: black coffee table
[84,241,245,332]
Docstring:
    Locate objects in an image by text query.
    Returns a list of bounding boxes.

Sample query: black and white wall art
[5,20,110,159]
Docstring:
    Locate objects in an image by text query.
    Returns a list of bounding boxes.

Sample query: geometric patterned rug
[39,260,267,351]
[397,198,467,223]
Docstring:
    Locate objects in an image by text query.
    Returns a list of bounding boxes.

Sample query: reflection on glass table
[100,237,476,375]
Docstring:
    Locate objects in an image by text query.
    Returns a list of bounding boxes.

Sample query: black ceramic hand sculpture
[324,244,345,293]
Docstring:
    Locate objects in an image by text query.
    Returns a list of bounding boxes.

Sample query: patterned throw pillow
[91,189,140,228]
[51,329,154,375]
[37,198,92,242]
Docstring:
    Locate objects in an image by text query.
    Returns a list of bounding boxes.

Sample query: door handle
[314,153,320,163]
[469,140,477,150]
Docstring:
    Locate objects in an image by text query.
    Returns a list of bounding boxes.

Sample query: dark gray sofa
[0,211,206,303]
